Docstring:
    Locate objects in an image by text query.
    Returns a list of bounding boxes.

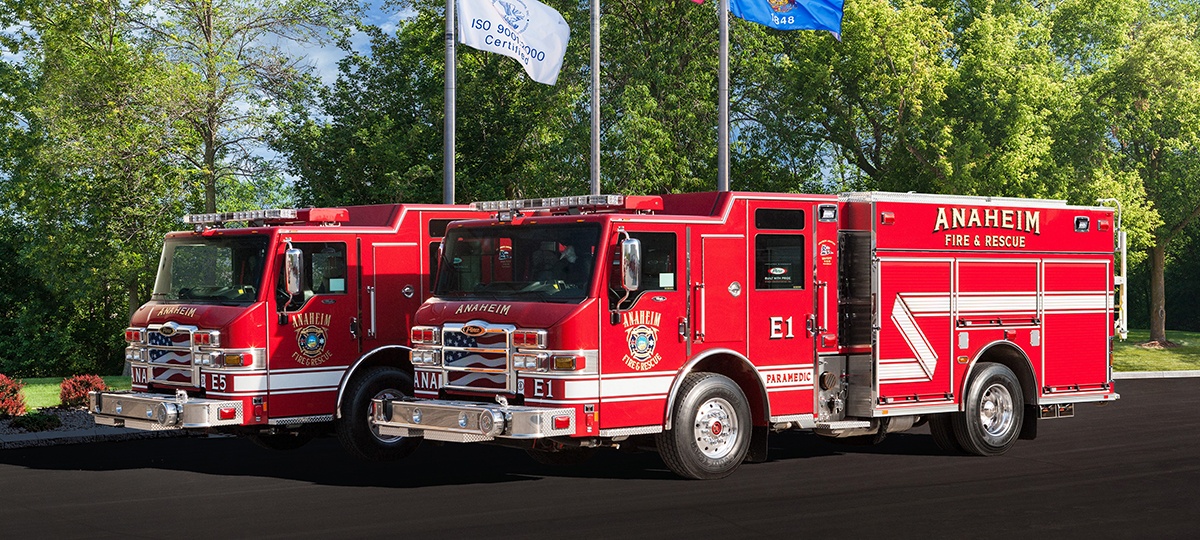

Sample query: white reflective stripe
[561,379,600,399]
[603,394,669,403]
[233,375,268,392]
[891,294,939,379]
[879,363,930,380]
[899,295,951,315]
[958,295,1038,313]
[265,369,345,392]
[600,374,675,398]
[266,387,338,396]
[1044,293,1110,311]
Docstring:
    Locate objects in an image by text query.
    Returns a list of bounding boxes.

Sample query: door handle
[350,317,360,340]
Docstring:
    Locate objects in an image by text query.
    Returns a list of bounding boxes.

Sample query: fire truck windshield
[151,236,270,305]
[435,223,601,302]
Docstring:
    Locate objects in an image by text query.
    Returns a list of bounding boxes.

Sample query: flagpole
[444,0,457,204]
[717,0,729,192]
[590,0,601,195]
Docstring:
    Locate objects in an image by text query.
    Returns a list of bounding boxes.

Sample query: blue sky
[305,3,415,85]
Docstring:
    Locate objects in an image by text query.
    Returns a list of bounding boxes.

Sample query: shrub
[0,374,26,417]
[60,374,107,407]
[9,411,61,432]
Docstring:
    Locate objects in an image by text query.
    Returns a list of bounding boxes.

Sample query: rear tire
[336,366,420,461]
[951,362,1024,456]
[656,373,752,480]
[928,414,965,454]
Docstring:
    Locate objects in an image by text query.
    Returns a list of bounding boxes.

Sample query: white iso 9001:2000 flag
[457,0,570,85]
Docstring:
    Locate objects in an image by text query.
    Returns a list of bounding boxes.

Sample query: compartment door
[875,259,954,405]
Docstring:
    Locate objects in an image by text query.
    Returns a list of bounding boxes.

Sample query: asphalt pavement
[1,370,1196,450]
[1,376,1197,539]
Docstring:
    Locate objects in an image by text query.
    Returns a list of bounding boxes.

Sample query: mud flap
[1019,404,1038,440]
[746,425,769,463]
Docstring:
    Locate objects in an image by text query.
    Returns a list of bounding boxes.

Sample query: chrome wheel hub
[693,397,739,459]
[978,383,1015,438]
[371,389,404,443]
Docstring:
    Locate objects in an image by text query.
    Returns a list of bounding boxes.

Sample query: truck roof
[170,203,476,238]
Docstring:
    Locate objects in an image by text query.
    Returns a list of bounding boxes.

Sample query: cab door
[267,240,360,419]
[600,229,688,429]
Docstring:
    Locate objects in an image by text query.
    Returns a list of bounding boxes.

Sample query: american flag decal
[442,329,508,390]
[147,328,194,385]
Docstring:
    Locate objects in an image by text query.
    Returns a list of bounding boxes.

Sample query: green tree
[742,0,954,191]
[274,1,589,205]
[0,0,199,374]
[133,0,359,212]
[1085,15,1200,343]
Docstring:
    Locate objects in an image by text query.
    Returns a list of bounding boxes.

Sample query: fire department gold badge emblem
[621,310,663,371]
[290,312,333,366]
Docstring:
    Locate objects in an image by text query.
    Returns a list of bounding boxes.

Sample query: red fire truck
[373,192,1125,478]
[89,204,481,459]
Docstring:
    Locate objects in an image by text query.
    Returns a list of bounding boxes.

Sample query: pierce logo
[462,324,486,337]
[621,310,663,371]
[290,312,332,366]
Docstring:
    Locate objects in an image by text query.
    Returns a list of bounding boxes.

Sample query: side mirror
[620,238,641,291]
[285,248,303,296]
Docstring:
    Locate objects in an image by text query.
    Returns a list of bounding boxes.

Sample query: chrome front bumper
[372,398,575,443]
[89,391,243,431]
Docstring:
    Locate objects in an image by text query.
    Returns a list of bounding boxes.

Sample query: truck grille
[145,324,196,386]
[441,322,514,393]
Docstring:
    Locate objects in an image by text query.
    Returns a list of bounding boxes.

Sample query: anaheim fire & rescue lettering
[935,206,1042,248]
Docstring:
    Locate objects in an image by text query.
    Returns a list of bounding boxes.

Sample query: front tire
[951,362,1024,456]
[336,366,420,461]
[656,373,752,480]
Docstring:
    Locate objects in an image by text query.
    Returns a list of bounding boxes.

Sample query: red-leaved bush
[60,374,107,407]
[0,374,26,417]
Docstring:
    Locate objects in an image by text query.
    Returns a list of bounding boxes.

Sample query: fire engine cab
[374,192,1125,479]
[89,204,481,459]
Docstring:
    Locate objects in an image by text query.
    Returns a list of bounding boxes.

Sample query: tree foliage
[0,0,352,375]
[6,0,1200,377]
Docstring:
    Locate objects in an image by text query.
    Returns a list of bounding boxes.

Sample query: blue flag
[729,0,844,35]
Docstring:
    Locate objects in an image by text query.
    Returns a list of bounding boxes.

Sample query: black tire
[526,446,596,467]
[248,432,312,451]
[656,372,752,480]
[336,366,420,461]
[951,362,1024,456]
[928,414,965,454]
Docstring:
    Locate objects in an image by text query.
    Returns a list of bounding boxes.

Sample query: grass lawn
[17,376,131,411]
[1113,329,1200,372]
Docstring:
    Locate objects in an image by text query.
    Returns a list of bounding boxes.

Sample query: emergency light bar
[469,194,663,214]
[183,208,350,226]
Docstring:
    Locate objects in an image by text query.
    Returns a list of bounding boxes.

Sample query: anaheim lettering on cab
[454,303,513,316]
